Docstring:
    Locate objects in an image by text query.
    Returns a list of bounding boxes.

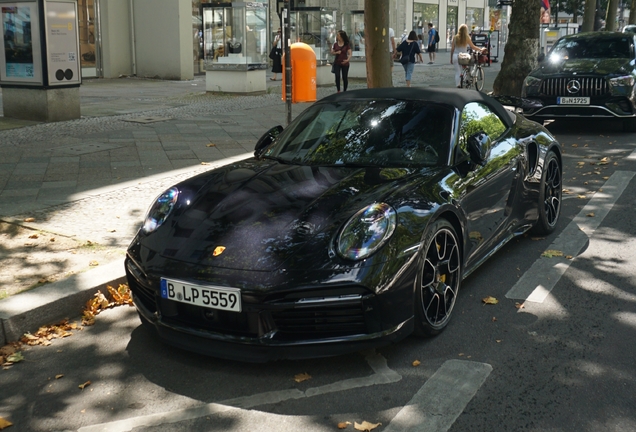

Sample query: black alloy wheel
[414,219,461,337]
[531,150,562,235]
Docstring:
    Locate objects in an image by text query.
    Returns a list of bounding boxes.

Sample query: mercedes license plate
[160,278,241,312]
[557,96,590,105]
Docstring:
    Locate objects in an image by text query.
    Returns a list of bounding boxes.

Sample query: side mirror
[467,131,491,166]
[537,53,545,63]
[254,125,283,159]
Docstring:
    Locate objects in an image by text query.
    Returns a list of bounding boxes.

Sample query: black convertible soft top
[322,87,514,129]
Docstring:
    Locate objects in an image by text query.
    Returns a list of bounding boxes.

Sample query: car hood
[533,58,632,76]
[144,159,430,272]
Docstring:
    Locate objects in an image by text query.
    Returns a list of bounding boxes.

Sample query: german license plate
[557,96,590,105]
[160,278,241,312]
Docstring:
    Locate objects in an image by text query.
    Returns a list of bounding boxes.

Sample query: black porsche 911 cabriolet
[125,88,562,362]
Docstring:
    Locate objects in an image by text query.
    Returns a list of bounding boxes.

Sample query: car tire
[622,118,636,132]
[413,219,462,337]
[531,150,562,235]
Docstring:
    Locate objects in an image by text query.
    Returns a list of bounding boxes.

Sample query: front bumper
[522,95,636,119]
[125,255,415,362]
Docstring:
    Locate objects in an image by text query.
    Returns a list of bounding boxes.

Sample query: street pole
[283,3,292,126]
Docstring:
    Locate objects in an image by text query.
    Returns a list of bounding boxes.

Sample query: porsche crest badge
[212,246,226,257]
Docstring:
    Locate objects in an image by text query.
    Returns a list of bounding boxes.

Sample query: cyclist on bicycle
[450,24,487,88]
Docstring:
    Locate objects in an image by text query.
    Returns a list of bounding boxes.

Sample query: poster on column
[0,1,43,85]
[45,0,80,85]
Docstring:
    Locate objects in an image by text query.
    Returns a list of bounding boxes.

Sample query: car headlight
[337,203,397,261]
[522,76,542,97]
[608,75,635,88]
[142,187,179,234]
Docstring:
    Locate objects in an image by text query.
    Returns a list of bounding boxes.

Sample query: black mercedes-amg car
[521,31,636,131]
[125,88,562,362]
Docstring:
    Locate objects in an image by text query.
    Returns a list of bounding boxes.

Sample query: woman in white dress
[450,24,486,88]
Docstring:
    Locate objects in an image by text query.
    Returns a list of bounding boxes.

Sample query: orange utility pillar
[282,42,317,103]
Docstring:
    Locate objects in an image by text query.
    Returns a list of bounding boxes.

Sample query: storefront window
[466,8,484,32]
[193,1,204,74]
[346,10,365,58]
[289,7,335,64]
[77,0,97,74]
[413,3,439,44]
[447,6,458,44]
[203,2,268,70]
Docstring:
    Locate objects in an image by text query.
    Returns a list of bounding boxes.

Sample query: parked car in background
[521,32,636,131]
[126,88,562,362]
[623,24,636,34]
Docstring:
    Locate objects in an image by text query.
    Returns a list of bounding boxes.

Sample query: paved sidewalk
[0,50,502,345]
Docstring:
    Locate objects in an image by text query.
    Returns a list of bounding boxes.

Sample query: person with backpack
[426,23,439,64]
[396,30,423,87]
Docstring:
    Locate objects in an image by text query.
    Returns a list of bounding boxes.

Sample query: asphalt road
[1,117,635,432]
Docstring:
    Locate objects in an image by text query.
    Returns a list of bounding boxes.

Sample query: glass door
[77,0,100,77]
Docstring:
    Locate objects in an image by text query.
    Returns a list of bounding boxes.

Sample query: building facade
[77,0,501,80]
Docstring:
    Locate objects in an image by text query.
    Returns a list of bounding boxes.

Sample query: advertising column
[0,0,80,122]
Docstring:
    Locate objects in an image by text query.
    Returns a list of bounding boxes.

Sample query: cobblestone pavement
[0,50,502,250]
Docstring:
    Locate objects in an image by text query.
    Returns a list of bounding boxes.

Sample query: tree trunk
[364,0,392,88]
[630,0,636,24]
[582,0,596,31]
[492,0,541,96]
[605,0,619,30]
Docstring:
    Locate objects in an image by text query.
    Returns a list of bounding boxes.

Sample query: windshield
[264,100,453,168]
[550,36,633,59]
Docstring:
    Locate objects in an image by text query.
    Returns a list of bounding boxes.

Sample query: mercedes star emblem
[566,80,581,94]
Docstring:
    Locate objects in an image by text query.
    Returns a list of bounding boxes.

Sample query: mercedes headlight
[337,203,397,261]
[142,187,179,234]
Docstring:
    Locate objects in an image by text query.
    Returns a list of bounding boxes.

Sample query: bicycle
[459,49,485,91]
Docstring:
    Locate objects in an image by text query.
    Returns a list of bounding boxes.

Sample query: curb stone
[0,259,126,346]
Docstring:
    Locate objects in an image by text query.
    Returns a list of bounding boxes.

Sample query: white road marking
[506,169,635,303]
[383,360,493,432]
[77,350,401,432]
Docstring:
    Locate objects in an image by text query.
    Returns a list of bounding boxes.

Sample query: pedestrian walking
[396,30,423,87]
[389,27,396,73]
[426,23,439,64]
[450,24,486,88]
[331,30,351,92]
[269,28,282,81]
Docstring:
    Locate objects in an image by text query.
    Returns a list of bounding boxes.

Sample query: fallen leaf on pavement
[23,217,35,222]
[0,417,13,430]
[515,302,525,309]
[55,374,64,379]
[586,213,595,217]
[206,143,216,147]
[50,238,55,242]
[577,195,586,199]
[201,162,210,165]
[354,421,381,431]
[530,237,545,241]
[6,352,24,363]
[482,296,498,305]
[79,381,91,390]
[542,250,564,258]
[337,421,352,429]
[576,162,585,166]
[28,234,38,239]
[492,316,497,322]
[294,372,311,383]
[89,261,99,266]
[412,360,421,367]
